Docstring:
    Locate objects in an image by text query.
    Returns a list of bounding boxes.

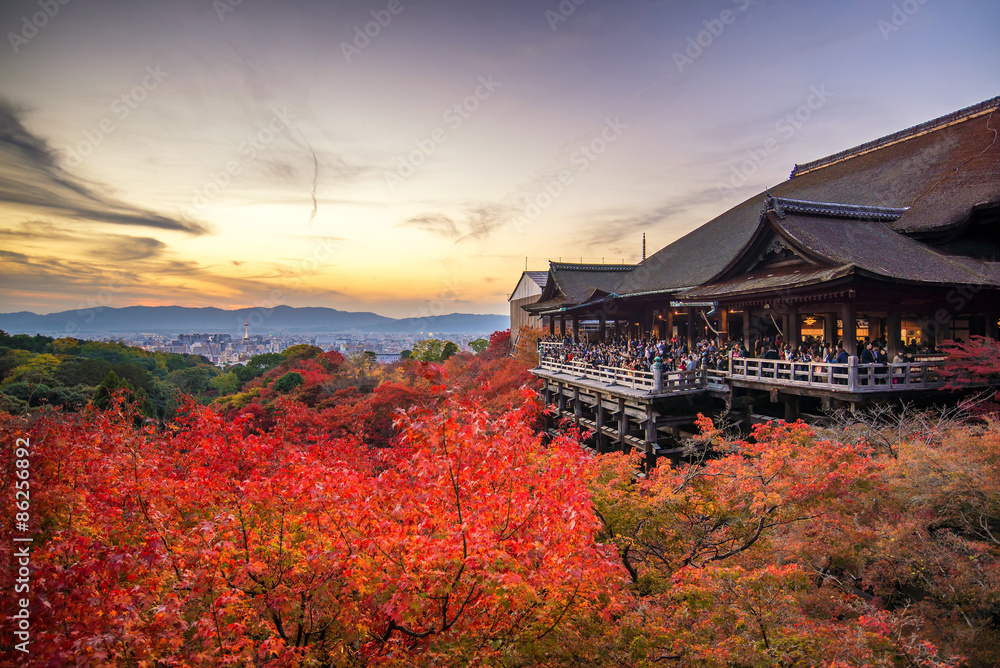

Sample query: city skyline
[1,0,998,318]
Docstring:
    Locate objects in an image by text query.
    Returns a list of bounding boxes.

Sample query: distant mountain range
[0,306,510,337]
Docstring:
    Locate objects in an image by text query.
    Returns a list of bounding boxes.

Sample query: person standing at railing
[891,351,906,384]
[861,342,876,365]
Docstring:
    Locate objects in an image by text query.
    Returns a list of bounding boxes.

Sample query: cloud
[0,221,167,262]
[401,213,461,238]
[581,186,735,252]
[0,99,208,235]
[584,203,688,248]
[402,167,569,243]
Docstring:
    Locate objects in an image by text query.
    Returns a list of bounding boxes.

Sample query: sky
[0,0,998,318]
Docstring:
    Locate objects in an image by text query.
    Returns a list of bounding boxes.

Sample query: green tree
[91,370,155,420]
[273,371,304,393]
[3,353,61,385]
[469,338,488,354]
[282,344,323,363]
[441,341,459,360]
[166,365,219,395]
[210,371,241,396]
[235,353,284,383]
[92,370,126,411]
[411,339,445,362]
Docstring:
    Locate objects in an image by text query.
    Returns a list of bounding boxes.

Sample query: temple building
[508,270,548,343]
[523,96,1000,465]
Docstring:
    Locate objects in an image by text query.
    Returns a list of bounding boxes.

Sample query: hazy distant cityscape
[124,330,492,367]
[0,305,509,367]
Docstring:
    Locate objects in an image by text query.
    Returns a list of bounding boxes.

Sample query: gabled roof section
[678,265,855,301]
[507,271,549,302]
[524,262,637,314]
[614,96,1000,298]
[526,270,548,287]
[546,262,637,304]
[775,213,999,286]
[678,193,1000,302]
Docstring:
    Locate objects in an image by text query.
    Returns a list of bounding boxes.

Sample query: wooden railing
[538,342,949,395]
[729,356,947,393]
[537,343,704,393]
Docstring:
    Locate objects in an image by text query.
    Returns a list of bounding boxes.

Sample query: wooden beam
[617,396,628,454]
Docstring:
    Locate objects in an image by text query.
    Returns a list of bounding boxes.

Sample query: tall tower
[642,233,646,261]
[244,318,249,341]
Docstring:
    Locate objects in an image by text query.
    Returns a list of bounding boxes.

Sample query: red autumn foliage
[939,336,1000,412]
[0,393,619,666]
[2,341,998,666]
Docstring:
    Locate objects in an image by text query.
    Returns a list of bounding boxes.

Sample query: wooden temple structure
[523,96,1000,465]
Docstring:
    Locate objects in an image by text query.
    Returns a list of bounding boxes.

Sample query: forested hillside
[1,330,998,666]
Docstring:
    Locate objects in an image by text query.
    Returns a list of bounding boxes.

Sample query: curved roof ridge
[790,95,1000,178]
[550,261,638,272]
[765,196,909,222]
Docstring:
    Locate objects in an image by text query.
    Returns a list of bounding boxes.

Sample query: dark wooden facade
[523,96,1000,463]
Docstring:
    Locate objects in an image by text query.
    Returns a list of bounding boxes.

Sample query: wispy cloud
[402,213,461,238]
[0,220,168,262]
[0,100,208,235]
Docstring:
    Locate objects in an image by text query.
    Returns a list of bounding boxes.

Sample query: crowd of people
[540,333,935,375]
[539,334,737,374]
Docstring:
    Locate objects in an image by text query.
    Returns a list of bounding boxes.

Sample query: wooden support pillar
[644,405,657,471]
[987,307,999,341]
[784,397,800,423]
[718,308,729,344]
[617,397,628,454]
[548,317,555,336]
[542,380,552,430]
[573,387,581,432]
[824,313,838,347]
[557,382,566,414]
[572,316,580,344]
[841,303,857,356]
[786,306,800,350]
[686,307,696,352]
[599,313,607,342]
[667,310,675,341]
[559,315,567,337]
[934,315,947,348]
[887,307,902,359]
[743,309,752,349]
[594,392,605,453]
[919,314,932,348]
